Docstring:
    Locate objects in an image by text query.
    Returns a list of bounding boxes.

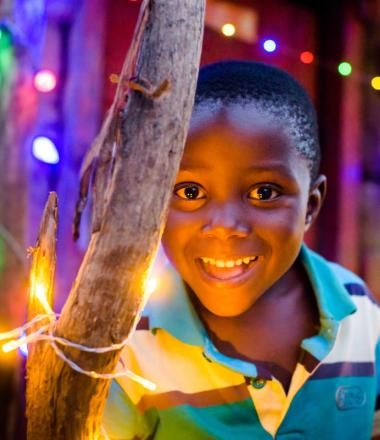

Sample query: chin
[200,298,253,318]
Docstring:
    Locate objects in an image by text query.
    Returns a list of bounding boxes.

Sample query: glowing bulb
[300,51,314,64]
[371,76,380,90]
[34,283,53,314]
[221,23,236,37]
[146,278,158,296]
[263,39,277,53]
[338,62,352,76]
[3,340,19,353]
[34,69,57,93]
[32,136,60,164]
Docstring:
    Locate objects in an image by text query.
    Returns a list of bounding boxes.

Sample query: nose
[200,202,251,240]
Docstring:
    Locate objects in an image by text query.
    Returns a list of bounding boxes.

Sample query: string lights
[338,61,353,77]
[300,51,314,65]
[0,275,158,391]
[262,39,277,53]
[33,69,57,93]
[217,23,380,90]
[32,136,60,164]
[221,23,236,37]
[371,76,380,91]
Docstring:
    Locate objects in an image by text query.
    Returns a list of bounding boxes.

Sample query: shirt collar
[145,263,207,346]
[144,244,357,347]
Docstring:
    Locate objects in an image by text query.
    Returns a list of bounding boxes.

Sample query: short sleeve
[102,380,157,440]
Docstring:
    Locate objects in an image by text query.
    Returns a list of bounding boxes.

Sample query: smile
[196,256,260,285]
[200,256,258,268]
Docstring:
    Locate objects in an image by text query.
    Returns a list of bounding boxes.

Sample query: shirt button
[251,377,266,389]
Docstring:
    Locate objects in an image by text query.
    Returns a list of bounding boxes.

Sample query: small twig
[128,76,170,99]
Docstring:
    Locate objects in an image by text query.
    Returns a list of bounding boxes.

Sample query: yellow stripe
[247,378,285,438]
[117,330,244,403]
[247,364,311,437]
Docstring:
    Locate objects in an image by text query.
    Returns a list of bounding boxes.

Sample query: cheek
[161,210,199,263]
[254,203,307,243]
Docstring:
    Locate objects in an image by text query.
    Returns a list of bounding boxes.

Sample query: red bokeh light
[34,69,57,93]
[300,51,314,64]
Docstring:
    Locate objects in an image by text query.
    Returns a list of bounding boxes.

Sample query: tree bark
[26,0,205,438]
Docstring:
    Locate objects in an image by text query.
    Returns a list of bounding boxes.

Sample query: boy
[103,61,380,439]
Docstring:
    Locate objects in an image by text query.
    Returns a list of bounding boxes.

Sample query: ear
[305,175,327,231]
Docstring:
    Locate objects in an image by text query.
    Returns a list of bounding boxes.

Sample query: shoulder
[325,260,380,343]
[327,261,365,286]
[328,260,378,306]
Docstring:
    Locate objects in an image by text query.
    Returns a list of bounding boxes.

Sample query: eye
[174,183,206,200]
[248,185,281,201]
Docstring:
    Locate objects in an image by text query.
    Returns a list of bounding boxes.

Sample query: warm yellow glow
[221,23,236,37]
[2,339,22,353]
[146,277,158,296]
[34,282,53,314]
[371,76,380,90]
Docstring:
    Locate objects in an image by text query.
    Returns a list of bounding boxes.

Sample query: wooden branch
[26,0,205,438]
[27,192,57,319]
[26,193,57,432]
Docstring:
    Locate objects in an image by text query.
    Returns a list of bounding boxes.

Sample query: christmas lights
[32,136,60,164]
[263,39,277,53]
[221,23,236,37]
[0,270,159,390]
[338,62,352,77]
[34,69,57,93]
[0,311,156,390]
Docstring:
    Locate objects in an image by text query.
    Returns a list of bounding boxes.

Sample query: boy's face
[162,105,325,317]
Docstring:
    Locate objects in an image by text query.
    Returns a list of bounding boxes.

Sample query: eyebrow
[179,164,212,171]
[180,162,296,178]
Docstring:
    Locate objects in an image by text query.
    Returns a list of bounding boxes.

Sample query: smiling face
[161,105,325,317]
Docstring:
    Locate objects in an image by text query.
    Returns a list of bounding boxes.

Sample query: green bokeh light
[0,26,14,99]
[338,62,352,77]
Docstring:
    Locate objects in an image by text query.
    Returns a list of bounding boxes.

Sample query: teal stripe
[203,337,259,378]
[152,400,272,440]
[300,245,357,321]
[147,265,206,346]
[299,245,357,361]
[280,376,376,439]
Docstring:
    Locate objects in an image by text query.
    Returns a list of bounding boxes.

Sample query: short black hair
[194,60,320,180]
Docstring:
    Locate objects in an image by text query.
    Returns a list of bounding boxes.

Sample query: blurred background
[0,0,379,437]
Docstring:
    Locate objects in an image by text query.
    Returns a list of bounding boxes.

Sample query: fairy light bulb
[221,23,236,37]
[300,51,314,64]
[338,62,352,77]
[34,70,57,93]
[371,76,380,90]
[263,39,277,53]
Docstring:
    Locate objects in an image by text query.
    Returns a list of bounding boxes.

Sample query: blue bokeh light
[263,39,277,53]
[32,136,60,164]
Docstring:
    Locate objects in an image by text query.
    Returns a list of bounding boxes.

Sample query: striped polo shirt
[103,244,380,439]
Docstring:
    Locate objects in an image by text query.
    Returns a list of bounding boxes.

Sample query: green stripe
[152,400,272,440]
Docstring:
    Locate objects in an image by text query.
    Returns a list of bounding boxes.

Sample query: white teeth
[200,256,258,268]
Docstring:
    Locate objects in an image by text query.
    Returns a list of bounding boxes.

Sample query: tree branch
[26,1,205,438]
